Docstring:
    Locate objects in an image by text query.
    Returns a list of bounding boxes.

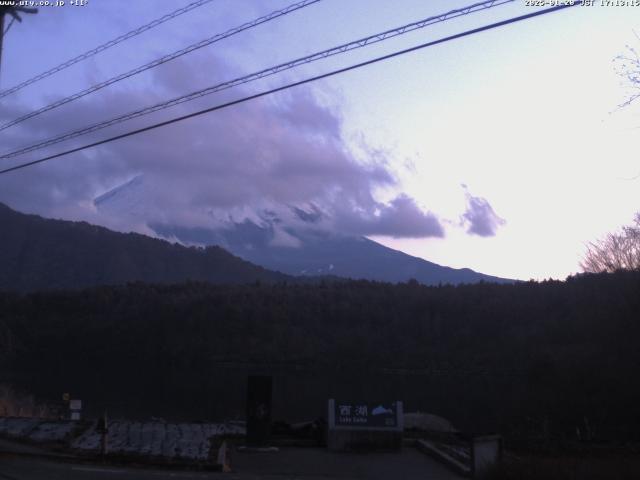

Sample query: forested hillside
[1,271,639,440]
[0,202,289,291]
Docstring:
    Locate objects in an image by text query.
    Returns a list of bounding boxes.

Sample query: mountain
[0,202,289,292]
[153,222,511,285]
[94,176,513,285]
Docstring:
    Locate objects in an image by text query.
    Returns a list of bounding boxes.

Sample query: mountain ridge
[92,174,513,285]
[0,202,290,292]
[155,221,513,285]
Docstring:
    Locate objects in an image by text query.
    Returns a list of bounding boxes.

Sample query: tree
[614,34,640,108]
[581,213,640,273]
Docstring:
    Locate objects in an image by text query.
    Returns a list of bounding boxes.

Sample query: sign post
[246,375,273,447]
[327,399,403,451]
[97,412,109,457]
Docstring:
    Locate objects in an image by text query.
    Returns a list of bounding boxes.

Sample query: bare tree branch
[613,39,640,109]
[581,214,640,273]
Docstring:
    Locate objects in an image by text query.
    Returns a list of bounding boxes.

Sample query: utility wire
[0,3,580,176]
[0,0,321,132]
[0,0,215,100]
[0,0,515,160]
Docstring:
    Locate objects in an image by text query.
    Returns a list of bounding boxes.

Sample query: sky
[0,0,639,281]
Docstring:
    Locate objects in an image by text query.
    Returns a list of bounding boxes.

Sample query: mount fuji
[94,175,512,285]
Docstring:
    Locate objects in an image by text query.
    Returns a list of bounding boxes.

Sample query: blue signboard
[334,401,399,428]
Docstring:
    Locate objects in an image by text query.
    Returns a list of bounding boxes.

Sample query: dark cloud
[274,88,342,139]
[292,204,323,224]
[333,194,444,238]
[0,53,444,240]
[461,188,505,237]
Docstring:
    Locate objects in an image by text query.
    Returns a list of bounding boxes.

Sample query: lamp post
[0,5,38,84]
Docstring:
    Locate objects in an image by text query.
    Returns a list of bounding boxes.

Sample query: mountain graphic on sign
[371,405,393,416]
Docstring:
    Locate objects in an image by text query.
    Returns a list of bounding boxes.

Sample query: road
[0,448,464,480]
[0,456,215,480]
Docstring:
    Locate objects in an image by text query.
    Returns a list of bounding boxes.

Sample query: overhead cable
[0,0,516,160]
[0,0,216,99]
[0,0,321,131]
[0,3,581,176]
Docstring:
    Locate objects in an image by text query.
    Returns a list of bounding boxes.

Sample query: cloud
[333,194,444,238]
[269,226,302,248]
[461,187,505,237]
[0,52,444,240]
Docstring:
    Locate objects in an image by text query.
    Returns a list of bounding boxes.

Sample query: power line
[0,0,215,100]
[0,3,580,176]
[0,0,321,132]
[0,0,516,160]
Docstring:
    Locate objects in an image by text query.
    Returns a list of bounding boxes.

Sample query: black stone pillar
[246,375,272,446]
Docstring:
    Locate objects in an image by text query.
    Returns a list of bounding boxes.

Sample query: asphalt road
[231,447,465,479]
[0,447,464,480]
[0,456,216,480]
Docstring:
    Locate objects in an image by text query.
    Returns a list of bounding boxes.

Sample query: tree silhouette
[614,33,640,108]
[581,213,640,273]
